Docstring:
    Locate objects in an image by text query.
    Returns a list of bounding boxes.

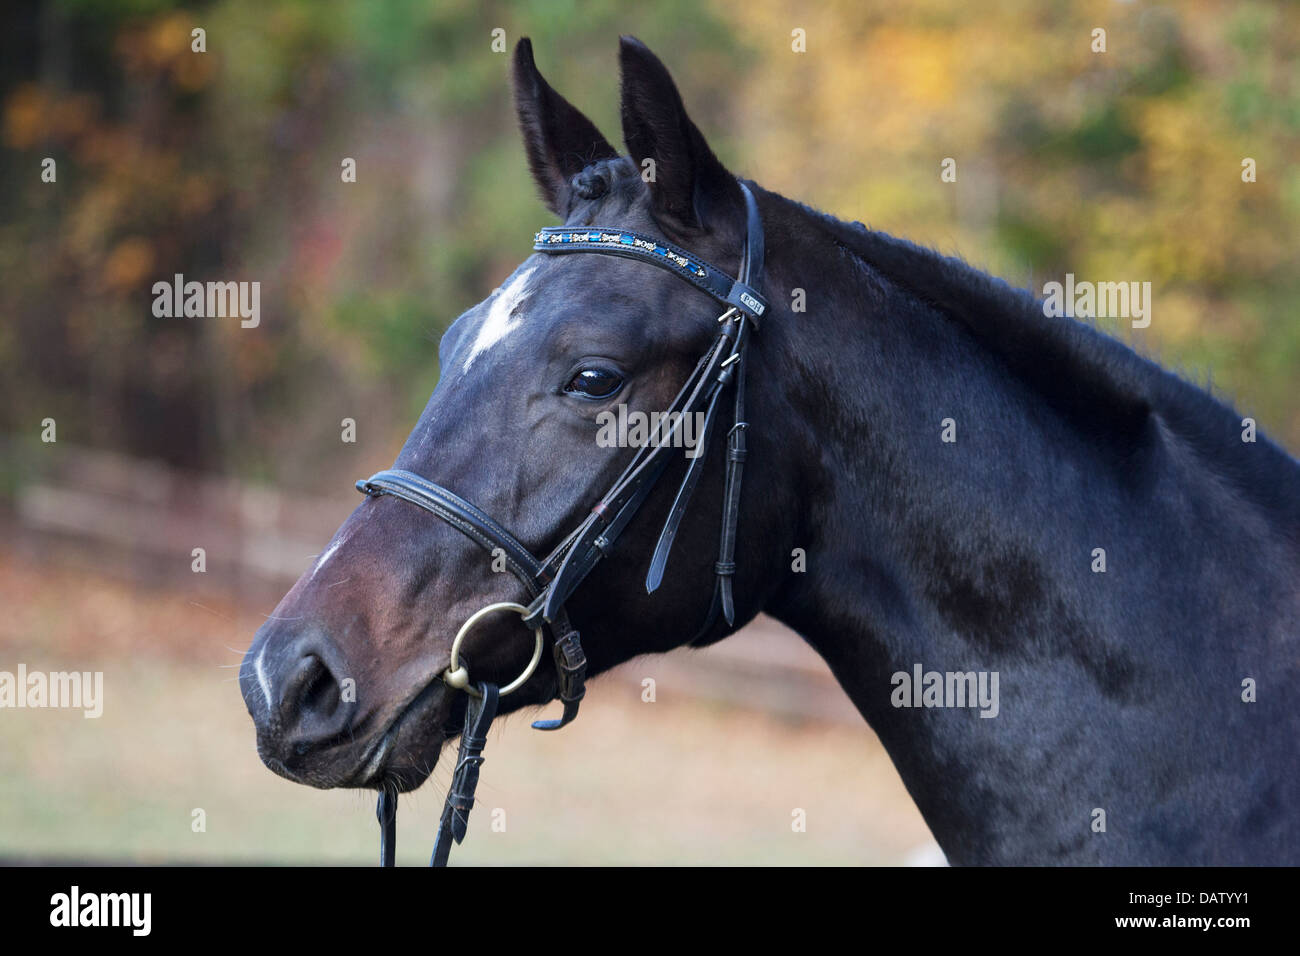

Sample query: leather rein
[355,181,768,865]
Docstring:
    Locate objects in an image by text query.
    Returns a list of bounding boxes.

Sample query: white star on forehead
[462,265,537,372]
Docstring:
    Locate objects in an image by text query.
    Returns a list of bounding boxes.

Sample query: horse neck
[753,196,1300,864]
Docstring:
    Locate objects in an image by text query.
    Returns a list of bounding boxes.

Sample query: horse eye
[564,368,623,399]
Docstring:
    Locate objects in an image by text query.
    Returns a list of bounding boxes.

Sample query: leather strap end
[376,789,397,867]
[719,576,736,627]
[531,630,587,731]
[531,701,580,731]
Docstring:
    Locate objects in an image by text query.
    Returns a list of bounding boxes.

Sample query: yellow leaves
[102,239,155,294]
[2,85,44,149]
[864,27,957,111]
[113,14,192,70]
[1139,96,1220,189]
[3,85,97,150]
[115,13,215,91]
[703,0,1300,447]
[147,16,192,63]
[1157,290,1257,348]
[1135,94,1274,281]
[174,51,217,93]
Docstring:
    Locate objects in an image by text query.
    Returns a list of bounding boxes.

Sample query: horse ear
[618,35,741,234]
[513,37,618,217]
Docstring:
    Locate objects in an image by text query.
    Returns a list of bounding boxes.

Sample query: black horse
[241,37,1300,865]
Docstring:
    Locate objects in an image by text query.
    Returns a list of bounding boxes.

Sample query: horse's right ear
[618,36,741,236]
[513,38,618,217]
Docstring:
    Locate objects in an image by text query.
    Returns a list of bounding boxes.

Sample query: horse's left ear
[513,38,618,217]
[618,35,742,235]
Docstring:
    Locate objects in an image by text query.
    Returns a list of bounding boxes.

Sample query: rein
[356,181,767,865]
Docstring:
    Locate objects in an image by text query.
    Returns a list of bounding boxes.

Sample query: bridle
[355,181,768,865]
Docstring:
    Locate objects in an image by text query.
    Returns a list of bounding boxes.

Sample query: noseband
[356,181,767,865]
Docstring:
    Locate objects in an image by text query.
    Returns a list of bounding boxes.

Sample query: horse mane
[765,187,1300,526]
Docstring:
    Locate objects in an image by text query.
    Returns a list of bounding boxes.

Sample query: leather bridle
[355,181,768,865]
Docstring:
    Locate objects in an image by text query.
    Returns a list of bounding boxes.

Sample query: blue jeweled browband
[533,225,768,322]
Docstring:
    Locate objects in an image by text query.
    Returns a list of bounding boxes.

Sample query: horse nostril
[250,632,357,765]
[300,658,341,716]
[281,653,342,727]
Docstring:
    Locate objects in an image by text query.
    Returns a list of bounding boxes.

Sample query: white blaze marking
[462,266,536,372]
[311,535,346,579]
[255,648,273,710]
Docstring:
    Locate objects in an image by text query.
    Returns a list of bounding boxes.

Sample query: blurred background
[1,0,1296,863]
